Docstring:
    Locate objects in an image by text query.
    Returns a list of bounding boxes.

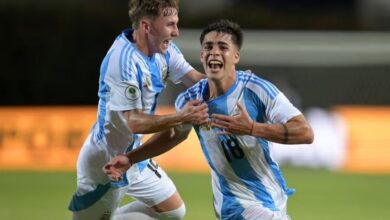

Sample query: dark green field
[1,168,389,220]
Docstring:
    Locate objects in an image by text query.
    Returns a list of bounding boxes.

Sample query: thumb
[236,102,249,117]
[236,102,244,112]
[103,164,112,172]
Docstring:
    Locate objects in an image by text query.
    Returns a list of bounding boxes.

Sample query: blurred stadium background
[1,0,390,219]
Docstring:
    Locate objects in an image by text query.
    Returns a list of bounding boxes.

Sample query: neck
[207,70,236,100]
[133,30,152,57]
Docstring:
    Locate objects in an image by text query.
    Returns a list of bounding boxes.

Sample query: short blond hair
[129,0,179,29]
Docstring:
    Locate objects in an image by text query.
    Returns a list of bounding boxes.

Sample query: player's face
[147,7,179,54]
[200,31,240,81]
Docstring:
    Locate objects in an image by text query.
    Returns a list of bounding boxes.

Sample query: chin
[160,45,169,53]
[206,71,222,79]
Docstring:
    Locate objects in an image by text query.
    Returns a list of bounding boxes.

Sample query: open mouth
[208,60,223,70]
[163,40,170,45]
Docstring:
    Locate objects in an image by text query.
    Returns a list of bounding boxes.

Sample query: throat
[207,83,226,101]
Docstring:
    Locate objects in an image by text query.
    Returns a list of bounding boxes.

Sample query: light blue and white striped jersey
[92,29,193,172]
[175,71,301,219]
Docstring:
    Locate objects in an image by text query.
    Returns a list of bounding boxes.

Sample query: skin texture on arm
[123,99,208,134]
[179,69,206,87]
[211,103,314,145]
[103,125,192,181]
[122,70,207,134]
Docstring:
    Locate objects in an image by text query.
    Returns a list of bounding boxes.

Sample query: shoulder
[176,79,207,103]
[237,70,280,100]
[114,29,139,58]
[167,42,183,55]
[187,78,208,95]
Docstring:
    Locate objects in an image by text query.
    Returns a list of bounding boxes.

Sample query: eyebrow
[203,41,230,47]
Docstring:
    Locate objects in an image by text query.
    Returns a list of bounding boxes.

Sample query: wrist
[250,120,255,135]
[175,112,185,126]
[125,154,133,166]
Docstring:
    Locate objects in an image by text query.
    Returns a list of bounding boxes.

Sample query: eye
[167,22,176,27]
[220,44,229,51]
[203,45,212,50]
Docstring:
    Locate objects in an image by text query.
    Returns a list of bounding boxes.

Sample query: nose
[172,25,179,37]
[210,45,220,56]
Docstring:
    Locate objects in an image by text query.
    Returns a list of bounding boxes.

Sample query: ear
[200,50,205,63]
[233,50,240,64]
[140,20,150,33]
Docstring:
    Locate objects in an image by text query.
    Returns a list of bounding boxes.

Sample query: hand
[102,155,132,181]
[179,100,209,125]
[211,103,254,135]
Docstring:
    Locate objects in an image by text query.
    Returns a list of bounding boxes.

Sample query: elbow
[174,126,192,143]
[176,130,191,143]
[303,125,314,144]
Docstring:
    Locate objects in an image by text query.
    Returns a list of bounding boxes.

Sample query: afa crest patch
[125,85,140,100]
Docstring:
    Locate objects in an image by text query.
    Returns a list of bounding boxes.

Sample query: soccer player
[68,0,209,219]
[104,19,314,219]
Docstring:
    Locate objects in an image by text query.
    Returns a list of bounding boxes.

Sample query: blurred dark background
[2,0,390,109]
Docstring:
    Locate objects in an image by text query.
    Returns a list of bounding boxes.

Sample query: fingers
[211,113,230,122]
[210,115,230,130]
[187,99,203,106]
[192,102,208,113]
[181,99,209,125]
[236,103,250,118]
[236,102,244,111]
[103,164,123,181]
[216,130,231,135]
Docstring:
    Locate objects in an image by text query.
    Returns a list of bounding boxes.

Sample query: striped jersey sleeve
[102,33,143,112]
[166,42,194,84]
[244,73,302,124]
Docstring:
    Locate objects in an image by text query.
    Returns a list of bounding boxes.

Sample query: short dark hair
[200,19,243,50]
[129,0,179,29]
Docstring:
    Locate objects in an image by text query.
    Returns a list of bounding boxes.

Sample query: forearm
[124,110,183,134]
[124,100,208,134]
[180,69,206,87]
[126,126,191,164]
[251,115,314,144]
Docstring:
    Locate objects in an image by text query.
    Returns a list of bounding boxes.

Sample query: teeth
[208,60,223,69]
[209,60,222,65]
[208,60,222,69]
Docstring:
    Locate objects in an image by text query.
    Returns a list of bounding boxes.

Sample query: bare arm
[179,69,206,87]
[211,103,314,144]
[124,99,208,134]
[249,115,314,144]
[103,125,192,181]
[128,125,191,163]
[123,69,206,134]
